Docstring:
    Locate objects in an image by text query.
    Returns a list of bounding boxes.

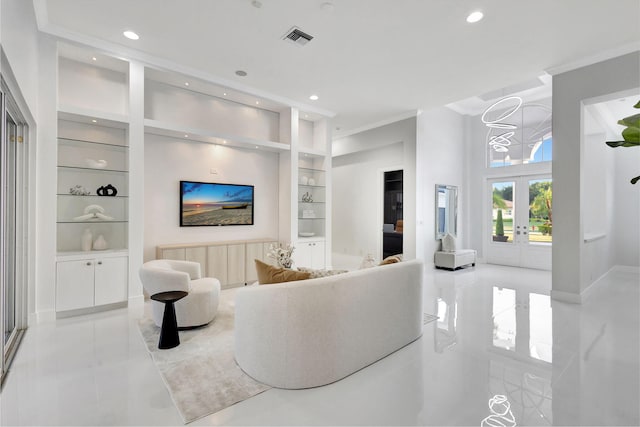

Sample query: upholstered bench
[434,249,476,270]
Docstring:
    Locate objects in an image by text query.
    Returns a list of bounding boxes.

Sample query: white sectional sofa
[234,259,424,389]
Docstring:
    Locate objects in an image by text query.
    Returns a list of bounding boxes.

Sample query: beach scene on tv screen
[181,182,253,226]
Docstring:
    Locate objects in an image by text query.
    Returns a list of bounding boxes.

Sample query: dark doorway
[382,169,403,258]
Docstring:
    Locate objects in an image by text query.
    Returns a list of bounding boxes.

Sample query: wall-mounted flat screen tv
[180,181,254,227]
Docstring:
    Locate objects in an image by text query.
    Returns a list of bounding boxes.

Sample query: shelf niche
[57,118,129,253]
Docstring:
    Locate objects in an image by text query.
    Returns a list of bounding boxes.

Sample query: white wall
[416,107,466,265]
[581,117,617,285]
[332,142,403,261]
[1,0,39,113]
[613,144,640,267]
[143,134,279,262]
[145,80,280,143]
[1,0,48,322]
[332,117,417,263]
[58,58,128,115]
[552,51,640,300]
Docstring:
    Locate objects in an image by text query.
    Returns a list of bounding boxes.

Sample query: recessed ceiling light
[223,92,227,96]
[184,82,189,86]
[235,70,247,77]
[255,101,260,105]
[91,56,97,61]
[255,146,259,149]
[123,30,140,40]
[223,140,227,144]
[309,94,319,101]
[184,134,189,138]
[466,11,484,23]
[252,0,262,8]
[91,119,97,123]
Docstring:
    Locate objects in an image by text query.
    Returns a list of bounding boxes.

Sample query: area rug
[137,288,271,424]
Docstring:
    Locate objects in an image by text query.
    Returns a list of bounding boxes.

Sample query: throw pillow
[297,267,348,279]
[442,233,457,252]
[380,255,402,265]
[254,259,311,285]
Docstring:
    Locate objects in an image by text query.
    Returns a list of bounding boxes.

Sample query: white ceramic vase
[93,234,108,250]
[308,177,316,186]
[301,175,309,185]
[81,228,93,251]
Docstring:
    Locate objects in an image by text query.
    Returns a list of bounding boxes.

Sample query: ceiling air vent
[283,26,314,46]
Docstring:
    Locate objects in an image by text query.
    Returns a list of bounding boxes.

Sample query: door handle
[516,231,521,235]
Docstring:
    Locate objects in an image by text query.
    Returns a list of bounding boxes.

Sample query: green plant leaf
[622,126,640,143]
[618,113,640,127]
[631,175,639,185]
[634,100,640,109]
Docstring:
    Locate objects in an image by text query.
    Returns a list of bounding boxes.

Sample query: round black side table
[150,290,188,349]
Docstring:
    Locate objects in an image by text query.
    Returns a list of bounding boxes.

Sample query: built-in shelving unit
[55,46,131,314]
[51,41,333,310]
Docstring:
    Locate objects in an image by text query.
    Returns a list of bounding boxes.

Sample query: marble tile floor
[0,264,638,426]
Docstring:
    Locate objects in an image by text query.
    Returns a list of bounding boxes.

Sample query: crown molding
[545,42,640,76]
[333,110,420,140]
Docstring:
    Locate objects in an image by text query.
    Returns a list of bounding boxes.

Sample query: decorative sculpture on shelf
[69,185,90,196]
[301,192,313,203]
[84,158,108,169]
[73,204,114,221]
[97,184,118,196]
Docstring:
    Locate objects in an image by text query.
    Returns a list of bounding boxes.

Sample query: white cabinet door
[227,244,246,286]
[293,242,313,269]
[94,256,128,306]
[56,260,95,311]
[310,241,326,269]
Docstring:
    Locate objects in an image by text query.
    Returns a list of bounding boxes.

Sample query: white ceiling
[38,0,640,138]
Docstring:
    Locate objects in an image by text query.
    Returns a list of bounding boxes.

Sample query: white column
[128,61,145,304]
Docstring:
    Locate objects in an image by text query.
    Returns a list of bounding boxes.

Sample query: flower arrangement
[267,243,295,268]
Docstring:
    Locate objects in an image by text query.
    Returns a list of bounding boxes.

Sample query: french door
[1,80,28,381]
[486,175,552,270]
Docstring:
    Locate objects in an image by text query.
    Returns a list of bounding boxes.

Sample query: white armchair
[139,259,221,328]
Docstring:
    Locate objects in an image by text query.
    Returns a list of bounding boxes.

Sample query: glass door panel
[492,181,514,244]
[528,178,552,244]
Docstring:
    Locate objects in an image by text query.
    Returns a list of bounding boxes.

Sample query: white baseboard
[128,294,145,307]
[612,265,640,274]
[551,289,582,304]
[33,309,56,324]
[552,264,639,304]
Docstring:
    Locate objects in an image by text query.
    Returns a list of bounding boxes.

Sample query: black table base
[151,291,188,350]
